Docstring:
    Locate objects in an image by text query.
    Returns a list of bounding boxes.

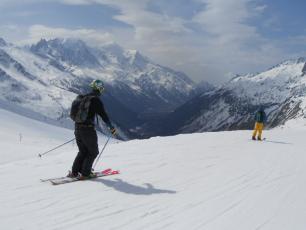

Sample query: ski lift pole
[93,135,111,170]
[38,138,76,158]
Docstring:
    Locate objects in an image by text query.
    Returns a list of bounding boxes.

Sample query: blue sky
[0,0,305,84]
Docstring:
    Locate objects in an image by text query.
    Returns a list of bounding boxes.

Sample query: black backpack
[70,95,95,123]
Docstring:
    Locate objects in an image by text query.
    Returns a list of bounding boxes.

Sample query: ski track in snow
[1,108,306,230]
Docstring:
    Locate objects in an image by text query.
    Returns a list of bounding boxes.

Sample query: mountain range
[0,37,206,138]
[1,36,306,139]
[155,58,306,136]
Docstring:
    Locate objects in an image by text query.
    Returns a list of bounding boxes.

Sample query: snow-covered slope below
[0,108,113,164]
[1,108,306,230]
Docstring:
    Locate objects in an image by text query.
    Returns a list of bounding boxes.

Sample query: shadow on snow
[264,140,293,145]
[95,178,177,195]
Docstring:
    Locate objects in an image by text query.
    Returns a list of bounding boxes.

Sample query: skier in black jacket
[69,79,116,179]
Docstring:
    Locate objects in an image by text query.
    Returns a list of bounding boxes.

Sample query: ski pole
[38,138,76,158]
[93,135,111,170]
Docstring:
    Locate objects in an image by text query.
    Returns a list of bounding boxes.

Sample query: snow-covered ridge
[227,58,306,105]
[0,43,76,121]
[158,58,306,135]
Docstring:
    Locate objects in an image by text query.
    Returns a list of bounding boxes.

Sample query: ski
[41,168,118,185]
[40,168,112,182]
[251,137,266,141]
[50,169,119,185]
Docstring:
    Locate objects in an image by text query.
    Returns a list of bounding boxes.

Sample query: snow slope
[1,108,306,230]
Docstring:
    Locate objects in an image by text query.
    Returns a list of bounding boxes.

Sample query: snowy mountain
[30,38,101,68]
[0,40,76,123]
[2,105,306,230]
[157,58,306,135]
[29,38,196,114]
[0,37,197,137]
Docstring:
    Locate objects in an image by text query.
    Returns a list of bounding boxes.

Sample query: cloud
[187,0,296,77]
[105,1,284,80]
[88,0,286,83]
[193,0,265,45]
[20,25,114,45]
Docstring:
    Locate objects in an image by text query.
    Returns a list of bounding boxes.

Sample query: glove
[110,127,116,135]
[107,122,116,135]
[108,124,116,135]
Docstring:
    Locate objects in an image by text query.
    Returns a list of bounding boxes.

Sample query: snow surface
[1,108,306,230]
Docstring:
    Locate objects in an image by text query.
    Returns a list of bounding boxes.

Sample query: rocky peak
[30,38,100,68]
[30,38,49,53]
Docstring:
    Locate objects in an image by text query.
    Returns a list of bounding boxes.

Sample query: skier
[252,107,267,141]
[68,79,116,179]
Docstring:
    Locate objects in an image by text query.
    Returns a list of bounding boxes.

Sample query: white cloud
[86,0,286,84]
[90,0,286,83]
[20,25,114,45]
[193,0,262,44]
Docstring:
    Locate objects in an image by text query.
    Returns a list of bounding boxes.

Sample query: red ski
[41,168,120,185]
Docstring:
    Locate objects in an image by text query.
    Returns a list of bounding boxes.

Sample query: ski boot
[252,136,256,140]
[67,170,78,178]
[77,172,97,180]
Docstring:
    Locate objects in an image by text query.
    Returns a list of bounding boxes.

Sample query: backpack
[70,95,95,123]
[255,111,266,123]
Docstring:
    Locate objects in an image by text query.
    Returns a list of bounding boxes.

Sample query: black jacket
[80,92,111,127]
[254,110,267,123]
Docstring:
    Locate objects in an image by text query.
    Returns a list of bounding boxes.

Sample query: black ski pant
[72,126,99,177]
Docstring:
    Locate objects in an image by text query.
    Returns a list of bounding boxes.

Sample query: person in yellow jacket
[252,108,267,141]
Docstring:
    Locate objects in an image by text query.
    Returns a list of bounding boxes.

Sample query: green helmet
[90,79,105,94]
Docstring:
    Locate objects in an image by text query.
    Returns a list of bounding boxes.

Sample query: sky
[0,0,305,84]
